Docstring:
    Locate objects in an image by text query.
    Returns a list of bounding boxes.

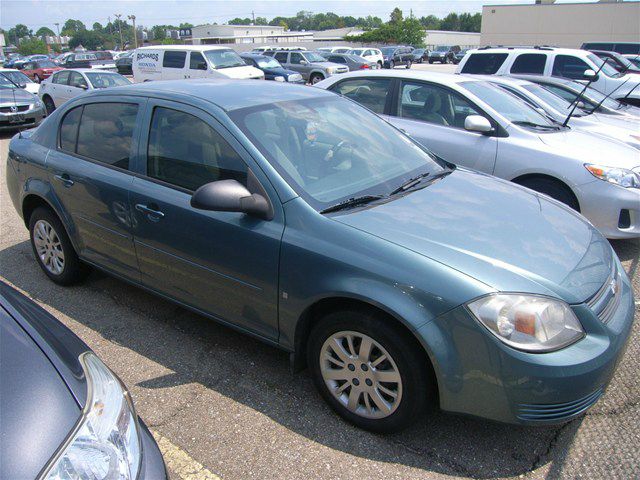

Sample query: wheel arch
[21,191,79,252]
[511,172,581,212]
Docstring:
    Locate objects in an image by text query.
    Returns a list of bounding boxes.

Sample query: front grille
[0,105,30,113]
[586,263,621,324]
[516,388,603,422]
[336,67,349,74]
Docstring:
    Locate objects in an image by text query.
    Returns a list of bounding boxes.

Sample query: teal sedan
[6,80,634,432]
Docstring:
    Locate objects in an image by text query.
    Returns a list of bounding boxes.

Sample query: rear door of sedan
[127,99,284,341]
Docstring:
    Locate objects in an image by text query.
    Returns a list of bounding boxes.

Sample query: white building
[423,30,481,49]
[190,24,313,45]
[481,0,640,48]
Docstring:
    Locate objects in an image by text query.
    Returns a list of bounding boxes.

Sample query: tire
[29,207,89,285]
[516,177,580,211]
[377,61,382,69]
[34,74,41,83]
[43,96,56,115]
[389,60,395,69]
[406,60,412,69]
[307,309,434,433]
[310,73,324,85]
[428,59,434,64]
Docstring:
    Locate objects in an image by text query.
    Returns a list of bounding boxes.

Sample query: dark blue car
[240,53,305,83]
[0,281,167,479]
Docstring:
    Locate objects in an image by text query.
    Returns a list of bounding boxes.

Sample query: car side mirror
[190,179,271,220]
[464,115,494,134]
[197,62,207,70]
[583,69,599,82]
[79,84,89,90]
[299,60,308,65]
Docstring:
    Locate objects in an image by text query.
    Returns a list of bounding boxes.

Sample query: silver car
[266,50,348,84]
[0,79,45,131]
[316,70,640,239]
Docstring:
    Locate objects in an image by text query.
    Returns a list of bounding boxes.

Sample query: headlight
[288,73,302,82]
[585,164,640,188]
[41,352,141,480]
[274,76,285,82]
[467,294,584,352]
[326,67,336,74]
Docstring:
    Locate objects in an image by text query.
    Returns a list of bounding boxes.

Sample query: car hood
[535,127,640,169]
[333,169,613,304]
[0,87,36,104]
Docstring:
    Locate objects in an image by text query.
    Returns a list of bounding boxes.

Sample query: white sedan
[38,68,130,114]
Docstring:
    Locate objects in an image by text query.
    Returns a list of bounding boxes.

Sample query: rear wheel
[389,60,395,69]
[310,73,324,85]
[34,74,41,83]
[406,60,412,69]
[307,309,434,433]
[43,96,56,115]
[515,177,580,211]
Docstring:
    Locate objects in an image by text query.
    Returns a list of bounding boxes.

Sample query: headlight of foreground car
[585,164,640,188]
[41,352,141,480]
[467,294,584,352]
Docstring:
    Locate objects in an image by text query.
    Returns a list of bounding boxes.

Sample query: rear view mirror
[464,115,494,134]
[583,69,599,82]
[191,179,272,220]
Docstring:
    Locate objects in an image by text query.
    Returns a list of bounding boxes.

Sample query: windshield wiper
[513,121,559,130]
[320,195,385,214]
[389,169,453,196]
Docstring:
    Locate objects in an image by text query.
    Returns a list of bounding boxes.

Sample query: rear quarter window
[461,53,509,74]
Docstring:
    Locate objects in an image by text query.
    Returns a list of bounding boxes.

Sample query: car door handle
[54,173,74,187]
[135,203,165,219]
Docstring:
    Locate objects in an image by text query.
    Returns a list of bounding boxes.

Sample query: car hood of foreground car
[0,87,37,104]
[334,169,613,304]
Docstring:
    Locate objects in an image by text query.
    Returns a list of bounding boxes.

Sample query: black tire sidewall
[307,309,433,433]
[518,178,579,211]
[44,96,55,115]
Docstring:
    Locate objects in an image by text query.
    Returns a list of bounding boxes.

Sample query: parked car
[19,59,63,83]
[116,50,135,75]
[317,46,351,54]
[58,52,97,69]
[581,41,640,56]
[457,47,640,107]
[428,45,461,64]
[7,79,635,432]
[240,53,304,83]
[39,69,131,114]
[588,50,640,75]
[264,49,348,84]
[0,281,167,480]
[0,68,40,94]
[0,77,45,130]
[380,46,414,69]
[316,70,640,239]
[625,55,640,69]
[316,52,378,71]
[513,74,640,120]
[411,48,429,63]
[133,45,264,82]
[452,48,469,65]
[346,48,384,68]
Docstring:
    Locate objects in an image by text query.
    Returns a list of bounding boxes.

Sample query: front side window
[147,107,247,191]
[460,53,509,74]
[189,52,208,70]
[330,78,392,114]
[552,55,595,79]
[510,54,546,74]
[290,52,304,64]
[59,106,82,152]
[230,96,444,210]
[399,81,483,128]
[69,72,88,89]
[76,103,139,169]
[162,51,187,69]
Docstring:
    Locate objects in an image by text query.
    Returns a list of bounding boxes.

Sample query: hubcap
[33,220,65,275]
[320,331,402,419]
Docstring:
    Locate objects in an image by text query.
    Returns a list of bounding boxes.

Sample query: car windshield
[0,71,33,85]
[303,52,327,63]
[522,83,579,115]
[414,49,425,55]
[380,47,396,55]
[462,81,556,128]
[587,53,621,78]
[255,57,281,69]
[349,49,364,55]
[37,60,57,68]
[85,72,130,88]
[77,54,98,61]
[560,80,625,110]
[436,46,449,52]
[203,49,246,69]
[230,96,445,211]
[0,74,19,89]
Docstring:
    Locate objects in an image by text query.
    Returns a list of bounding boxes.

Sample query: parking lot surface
[1,110,638,478]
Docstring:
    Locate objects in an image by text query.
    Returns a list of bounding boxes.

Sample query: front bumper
[138,421,168,479]
[575,179,640,239]
[0,106,45,131]
[415,259,635,425]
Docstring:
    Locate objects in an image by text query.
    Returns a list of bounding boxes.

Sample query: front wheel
[307,309,434,432]
[310,73,324,85]
[43,96,56,115]
[389,60,395,69]
[516,177,580,211]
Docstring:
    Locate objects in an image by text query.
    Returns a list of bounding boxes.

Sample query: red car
[19,60,63,83]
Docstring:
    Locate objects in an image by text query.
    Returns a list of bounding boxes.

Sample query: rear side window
[328,56,346,64]
[510,54,547,74]
[460,53,508,74]
[147,107,247,191]
[53,70,70,85]
[330,78,392,114]
[76,103,139,169]
[163,51,187,68]
[274,52,288,64]
[552,55,591,80]
[59,106,82,152]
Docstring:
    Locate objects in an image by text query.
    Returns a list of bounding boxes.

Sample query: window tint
[189,51,207,70]
[53,70,70,85]
[162,50,187,68]
[147,107,247,191]
[329,56,346,64]
[331,78,391,114]
[59,106,82,152]
[583,43,612,51]
[290,52,304,64]
[76,103,139,169]
[69,72,88,89]
[617,43,640,55]
[274,52,288,64]
[399,81,482,128]
[460,53,508,74]
[510,54,546,74]
[552,55,591,80]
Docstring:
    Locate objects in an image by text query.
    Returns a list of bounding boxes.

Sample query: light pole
[128,15,137,48]
[54,22,60,46]
[114,13,123,49]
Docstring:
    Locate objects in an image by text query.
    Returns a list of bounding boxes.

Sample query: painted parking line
[151,430,221,480]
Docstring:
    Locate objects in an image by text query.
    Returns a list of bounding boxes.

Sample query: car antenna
[620,82,640,103]
[562,61,606,127]
[587,78,631,114]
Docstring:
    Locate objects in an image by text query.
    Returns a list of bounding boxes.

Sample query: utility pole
[128,15,137,48]
[114,13,123,49]
[252,10,255,24]
[108,16,112,36]
[54,22,60,45]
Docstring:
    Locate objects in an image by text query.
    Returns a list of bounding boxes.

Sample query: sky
[0,0,609,30]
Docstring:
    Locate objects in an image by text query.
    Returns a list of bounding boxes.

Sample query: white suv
[347,48,384,68]
[456,47,640,107]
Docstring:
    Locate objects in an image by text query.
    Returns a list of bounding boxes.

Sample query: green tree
[68,30,103,50]
[18,38,47,55]
[92,22,103,32]
[228,17,251,25]
[440,13,460,32]
[8,24,31,44]
[255,17,268,25]
[350,16,425,47]
[150,25,167,41]
[35,27,55,38]
[390,7,403,24]
[419,15,441,30]
[179,23,193,29]
[61,19,86,36]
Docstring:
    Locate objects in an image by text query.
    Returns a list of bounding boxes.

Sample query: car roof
[87,78,334,111]
[468,46,592,57]
[322,69,482,85]
[470,75,531,87]
[137,45,233,51]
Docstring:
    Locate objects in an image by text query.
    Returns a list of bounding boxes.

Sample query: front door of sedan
[388,80,498,173]
[66,71,89,101]
[128,100,284,341]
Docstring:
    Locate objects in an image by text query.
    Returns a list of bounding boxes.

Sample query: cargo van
[132,45,264,82]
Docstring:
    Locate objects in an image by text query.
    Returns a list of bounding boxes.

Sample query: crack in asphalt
[530,420,574,472]
[388,438,475,477]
